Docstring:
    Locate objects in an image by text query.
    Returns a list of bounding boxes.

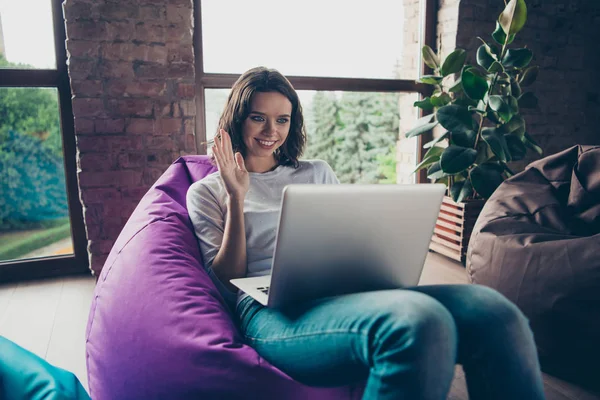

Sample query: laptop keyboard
[257,286,270,295]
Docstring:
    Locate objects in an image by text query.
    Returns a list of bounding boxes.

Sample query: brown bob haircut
[217,66,306,168]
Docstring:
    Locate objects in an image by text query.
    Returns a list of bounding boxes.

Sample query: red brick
[96,3,139,20]
[117,152,145,168]
[67,59,96,80]
[146,151,175,165]
[80,188,121,204]
[126,118,155,134]
[167,5,191,23]
[77,136,110,153]
[68,20,107,41]
[72,98,106,118]
[168,62,194,78]
[79,170,143,188]
[66,40,100,58]
[63,2,93,22]
[110,135,144,152]
[121,186,150,202]
[159,118,181,134]
[95,119,126,134]
[90,253,109,275]
[78,152,115,171]
[101,217,126,239]
[177,83,195,98]
[146,135,175,149]
[167,46,193,63]
[139,5,166,20]
[179,100,195,117]
[184,134,197,152]
[105,80,166,98]
[98,60,135,79]
[105,21,134,41]
[183,118,195,135]
[74,118,95,134]
[133,62,168,79]
[108,99,154,117]
[155,102,173,117]
[166,25,192,44]
[143,167,166,185]
[71,80,103,97]
[134,22,166,43]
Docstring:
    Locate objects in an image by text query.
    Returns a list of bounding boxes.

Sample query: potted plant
[405,0,543,263]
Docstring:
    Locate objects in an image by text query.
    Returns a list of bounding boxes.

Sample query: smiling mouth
[256,139,277,148]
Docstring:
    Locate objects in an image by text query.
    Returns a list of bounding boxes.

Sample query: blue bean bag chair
[0,336,89,400]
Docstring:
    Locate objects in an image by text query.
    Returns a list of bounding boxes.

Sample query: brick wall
[63,0,197,275]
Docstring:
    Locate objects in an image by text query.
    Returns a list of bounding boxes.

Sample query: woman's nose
[264,121,277,136]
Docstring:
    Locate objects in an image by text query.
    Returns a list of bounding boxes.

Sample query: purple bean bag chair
[85,156,364,400]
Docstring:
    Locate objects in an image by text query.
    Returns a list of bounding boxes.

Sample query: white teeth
[258,140,276,146]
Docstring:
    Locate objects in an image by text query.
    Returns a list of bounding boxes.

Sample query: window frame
[0,0,89,282]
[193,0,436,181]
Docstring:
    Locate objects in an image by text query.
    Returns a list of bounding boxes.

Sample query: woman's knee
[464,285,530,333]
[368,291,458,356]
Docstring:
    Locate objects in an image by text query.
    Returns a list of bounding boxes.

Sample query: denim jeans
[237,284,546,400]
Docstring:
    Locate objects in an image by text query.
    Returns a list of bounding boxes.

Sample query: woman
[186,67,546,400]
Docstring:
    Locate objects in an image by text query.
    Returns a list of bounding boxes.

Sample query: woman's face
[241,91,292,165]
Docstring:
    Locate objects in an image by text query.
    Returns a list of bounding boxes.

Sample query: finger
[235,152,247,172]
[221,129,234,162]
[212,141,223,170]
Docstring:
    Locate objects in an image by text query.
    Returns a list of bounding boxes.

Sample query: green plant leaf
[510,79,522,97]
[499,0,528,35]
[440,145,478,174]
[501,114,526,138]
[452,130,477,148]
[422,45,440,70]
[430,92,452,107]
[436,104,474,135]
[405,114,437,138]
[492,21,516,45]
[450,178,474,203]
[501,162,515,177]
[414,98,435,111]
[427,161,447,180]
[461,67,489,101]
[476,45,496,70]
[413,146,444,173]
[523,132,543,155]
[488,95,514,122]
[488,61,504,73]
[519,66,539,86]
[508,95,519,114]
[424,132,449,148]
[420,75,444,85]
[474,141,493,165]
[440,49,467,77]
[470,163,505,199]
[482,127,511,162]
[503,48,533,68]
[505,134,527,160]
[518,92,538,108]
[487,110,502,124]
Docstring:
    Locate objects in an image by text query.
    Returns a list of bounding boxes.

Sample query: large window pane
[201,0,416,80]
[0,0,56,69]
[205,89,419,184]
[0,88,73,262]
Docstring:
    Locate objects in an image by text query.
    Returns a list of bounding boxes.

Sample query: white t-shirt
[187,159,339,306]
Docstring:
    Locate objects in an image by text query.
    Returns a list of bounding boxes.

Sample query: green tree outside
[305,91,399,184]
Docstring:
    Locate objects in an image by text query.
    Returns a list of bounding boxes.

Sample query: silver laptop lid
[267,184,446,309]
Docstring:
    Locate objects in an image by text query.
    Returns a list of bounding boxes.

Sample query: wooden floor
[0,251,597,399]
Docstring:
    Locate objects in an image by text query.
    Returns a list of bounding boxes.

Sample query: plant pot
[429,196,486,265]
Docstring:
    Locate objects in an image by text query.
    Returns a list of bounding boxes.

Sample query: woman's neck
[244,156,278,174]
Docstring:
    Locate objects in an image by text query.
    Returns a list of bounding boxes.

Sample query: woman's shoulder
[297,159,333,172]
[187,171,224,199]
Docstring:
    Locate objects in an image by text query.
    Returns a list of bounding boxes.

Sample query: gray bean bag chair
[467,145,600,392]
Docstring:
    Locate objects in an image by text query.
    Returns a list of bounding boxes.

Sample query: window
[195,0,436,183]
[0,0,87,281]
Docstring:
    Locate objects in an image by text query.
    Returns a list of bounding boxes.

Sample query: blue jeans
[237,284,546,400]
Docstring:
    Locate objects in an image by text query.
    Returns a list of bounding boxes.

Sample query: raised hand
[212,129,249,200]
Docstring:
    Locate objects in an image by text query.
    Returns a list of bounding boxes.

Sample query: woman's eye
[250,116,265,122]
[277,118,289,124]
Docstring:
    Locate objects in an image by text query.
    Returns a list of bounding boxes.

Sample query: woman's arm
[208,129,250,292]
[210,195,247,292]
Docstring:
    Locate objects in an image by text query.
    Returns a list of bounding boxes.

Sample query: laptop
[230,184,445,309]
